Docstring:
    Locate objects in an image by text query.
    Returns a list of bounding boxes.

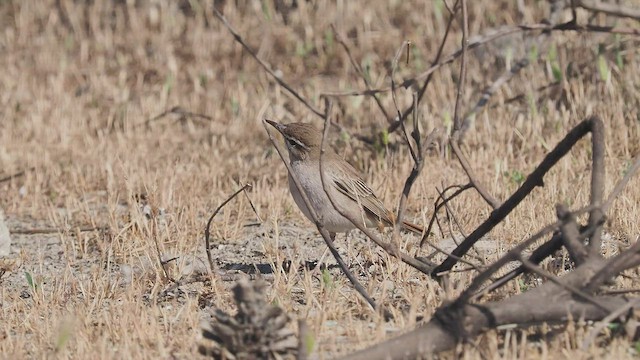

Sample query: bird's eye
[286,138,297,147]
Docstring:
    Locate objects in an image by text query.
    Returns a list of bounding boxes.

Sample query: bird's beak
[265,119,285,134]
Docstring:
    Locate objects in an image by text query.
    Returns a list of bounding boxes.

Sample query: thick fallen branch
[343,256,632,359]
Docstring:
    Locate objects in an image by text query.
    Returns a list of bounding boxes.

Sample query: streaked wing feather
[330,168,394,226]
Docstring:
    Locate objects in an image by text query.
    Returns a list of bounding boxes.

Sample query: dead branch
[204,183,252,273]
[421,183,472,247]
[343,259,630,359]
[576,0,640,21]
[452,0,469,135]
[447,0,501,210]
[587,116,605,257]
[459,58,530,139]
[0,167,33,184]
[331,24,391,122]
[557,204,589,265]
[10,226,107,235]
[432,116,605,276]
[137,106,212,128]
[326,21,638,100]
[213,8,325,119]
[581,297,640,350]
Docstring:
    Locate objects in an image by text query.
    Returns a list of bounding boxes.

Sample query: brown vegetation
[1,0,639,358]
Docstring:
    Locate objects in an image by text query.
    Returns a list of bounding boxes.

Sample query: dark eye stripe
[286,137,308,150]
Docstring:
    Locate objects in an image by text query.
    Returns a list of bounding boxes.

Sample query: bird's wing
[328,163,395,226]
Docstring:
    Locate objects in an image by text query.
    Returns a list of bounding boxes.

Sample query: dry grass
[0,0,639,358]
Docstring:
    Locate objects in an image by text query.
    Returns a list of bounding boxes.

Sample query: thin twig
[421,183,472,247]
[451,0,468,134]
[242,186,263,224]
[213,8,325,118]
[137,106,212,128]
[459,58,530,139]
[0,167,33,184]
[518,256,610,312]
[581,297,640,350]
[324,22,638,99]
[433,117,604,276]
[603,156,640,212]
[448,0,500,210]
[576,0,640,21]
[10,226,107,235]
[297,319,309,360]
[151,211,174,282]
[331,24,391,122]
[204,184,252,273]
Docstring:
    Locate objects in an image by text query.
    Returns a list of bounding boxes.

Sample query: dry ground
[1,0,639,359]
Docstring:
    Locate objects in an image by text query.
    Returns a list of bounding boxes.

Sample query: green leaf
[597,54,610,82]
[321,269,333,288]
[551,63,563,82]
[305,333,316,354]
[381,129,390,146]
[324,29,334,50]
[231,99,240,116]
[261,0,271,20]
[55,322,73,352]
[25,271,37,290]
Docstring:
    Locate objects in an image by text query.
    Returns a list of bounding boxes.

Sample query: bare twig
[576,0,640,21]
[582,297,640,350]
[421,183,472,247]
[557,204,589,265]
[204,184,252,273]
[433,117,605,277]
[451,0,468,134]
[297,319,309,360]
[150,207,174,282]
[459,58,530,139]
[451,141,500,209]
[326,22,638,100]
[331,24,391,122]
[447,0,500,210]
[0,167,33,184]
[10,226,107,235]
[138,106,212,128]
[388,0,458,134]
[603,156,640,212]
[570,0,579,23]
[587,117,605,256]
[213,8,325,119]
[242,186,263,224]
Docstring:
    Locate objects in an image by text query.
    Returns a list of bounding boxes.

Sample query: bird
[266,120,423,239]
